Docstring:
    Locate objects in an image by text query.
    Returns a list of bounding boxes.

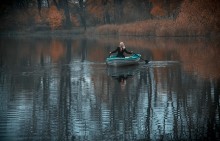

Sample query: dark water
[0,36,219,141]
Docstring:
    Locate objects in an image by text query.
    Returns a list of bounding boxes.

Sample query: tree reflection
[0,37,220,140]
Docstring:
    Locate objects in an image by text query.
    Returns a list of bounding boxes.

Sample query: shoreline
[0,27,219,39]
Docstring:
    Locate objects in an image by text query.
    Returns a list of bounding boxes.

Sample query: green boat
[106,54,141,67]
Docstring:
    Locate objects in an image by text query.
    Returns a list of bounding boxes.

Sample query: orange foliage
[48,6,64,30]
[149,0,182,18]
[150,0,167,17]
[151,5,166,17]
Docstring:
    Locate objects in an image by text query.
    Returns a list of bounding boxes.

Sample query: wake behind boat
[106,54,141,67]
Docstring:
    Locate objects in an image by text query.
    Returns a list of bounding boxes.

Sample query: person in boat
[109,42,133,57]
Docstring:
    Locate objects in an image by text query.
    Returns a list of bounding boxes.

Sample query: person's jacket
[111,47,132,57]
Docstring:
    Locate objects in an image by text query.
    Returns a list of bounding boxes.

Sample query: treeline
[0,0,182,31]
[94,0,220,36]
[0,0,219,37]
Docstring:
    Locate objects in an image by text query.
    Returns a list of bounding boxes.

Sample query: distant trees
[86,0,152,24]
[0,0,189,31]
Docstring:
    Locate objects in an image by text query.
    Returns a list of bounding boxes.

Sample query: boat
[106,54,141,67]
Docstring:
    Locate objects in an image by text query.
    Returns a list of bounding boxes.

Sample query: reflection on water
[0,37,219,140]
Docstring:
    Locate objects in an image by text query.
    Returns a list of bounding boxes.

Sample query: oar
[133,53,149,64]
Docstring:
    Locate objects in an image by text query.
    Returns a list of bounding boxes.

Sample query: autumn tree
[78,0,87,30]
[37,0,71,28]
[149,0,182,19]
[48,5,64,30]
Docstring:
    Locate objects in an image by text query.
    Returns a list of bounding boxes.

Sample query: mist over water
[0,36,219,141]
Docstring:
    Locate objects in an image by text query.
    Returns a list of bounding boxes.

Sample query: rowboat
[106,54,141,67]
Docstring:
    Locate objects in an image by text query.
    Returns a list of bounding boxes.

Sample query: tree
[60,0,72,28]
[149,0,182,19]
[37,0,71,29]
[113,0,124,23]
[149,0,166,17]
[78,0,87,30]
[48,5,64,30]
[102,0,111,24]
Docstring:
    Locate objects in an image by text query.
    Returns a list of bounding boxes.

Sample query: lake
[0,36,219,141]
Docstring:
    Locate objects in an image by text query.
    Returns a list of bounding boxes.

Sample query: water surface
[0,36,219,141]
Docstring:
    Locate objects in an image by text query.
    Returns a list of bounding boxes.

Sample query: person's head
[119,42,125,49]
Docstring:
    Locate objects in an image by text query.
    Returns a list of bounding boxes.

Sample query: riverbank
[91,0,220,38]
[1,0,219,38]
[89,20,220,38]
[0,27,86,38]
[1,20,219,38]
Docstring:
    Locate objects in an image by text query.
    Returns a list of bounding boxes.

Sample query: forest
[0,0,219,37]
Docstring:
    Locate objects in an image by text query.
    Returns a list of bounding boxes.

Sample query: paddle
[133,53,149,64]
